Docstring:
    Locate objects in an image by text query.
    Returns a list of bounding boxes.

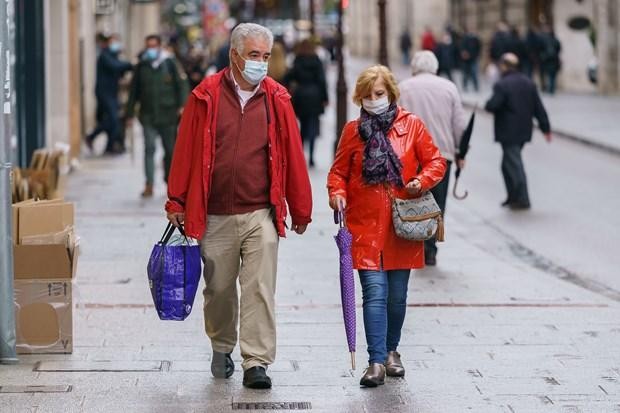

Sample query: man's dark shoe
[211,351,234,379]
[501,199,511,207]
[243,366,272,389]
[509,202,531,210]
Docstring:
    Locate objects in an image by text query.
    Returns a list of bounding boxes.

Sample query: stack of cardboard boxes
[12,199,78,354]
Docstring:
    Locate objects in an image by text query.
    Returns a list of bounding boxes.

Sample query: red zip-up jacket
[165,69,313,239]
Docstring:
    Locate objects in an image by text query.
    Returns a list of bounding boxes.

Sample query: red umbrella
[334,206,356,369]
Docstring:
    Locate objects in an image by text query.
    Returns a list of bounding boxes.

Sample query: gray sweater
[398,73,467,161]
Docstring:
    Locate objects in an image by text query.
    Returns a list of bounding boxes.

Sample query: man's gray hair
[230,23,274,54]
[410,51,439,75]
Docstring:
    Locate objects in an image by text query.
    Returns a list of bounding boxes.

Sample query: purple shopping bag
[147,223,201,320]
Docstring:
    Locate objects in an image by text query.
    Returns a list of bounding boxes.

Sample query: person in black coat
[508,27,529,74]
[85,34,133,154]
[485,53,552,210]
[283,39,328,168]
[538,25,562,94]
[459,27,481,91]
[489,22,512,63]
[434,32,457,81]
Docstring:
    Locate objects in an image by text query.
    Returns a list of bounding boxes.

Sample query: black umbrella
[453,108,476,200]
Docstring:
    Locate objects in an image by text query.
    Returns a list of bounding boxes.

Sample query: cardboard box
[13,244,78,279]
[17,201,74,241]
[11,199,68,244]
[14,279,73,354]
[12,199,78,279]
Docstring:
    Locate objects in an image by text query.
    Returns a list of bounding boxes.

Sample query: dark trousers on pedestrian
[358,269,410,364]
[542,68,557,94]
[438,68,453,81]
[461,60,479,91]
[299,115,320,167]
[424,160,452,259]
[501,143,530,206]
[143,122,177,186]
[88,93,122,153]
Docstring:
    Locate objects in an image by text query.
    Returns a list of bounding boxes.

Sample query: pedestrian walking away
[327,65,446,388]
[538,24,562,94]
[126,34,189,198]
[459,27,481,92]
[434,31,457,81]
[421,26,437,52]
[398,51,468,266]
[484,53,552,210]
[85,33,132,155]
[399,30,412,66]
[165,23,313,390]
[283,38,328,168]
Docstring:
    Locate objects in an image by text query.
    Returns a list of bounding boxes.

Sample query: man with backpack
[126,34,189,198]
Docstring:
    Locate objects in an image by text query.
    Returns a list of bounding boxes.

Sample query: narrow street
[1,59,619,412]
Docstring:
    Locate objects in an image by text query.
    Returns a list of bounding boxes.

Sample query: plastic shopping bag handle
[159,222,188,245]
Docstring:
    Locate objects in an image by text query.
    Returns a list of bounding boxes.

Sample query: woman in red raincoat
[327,65,446,387]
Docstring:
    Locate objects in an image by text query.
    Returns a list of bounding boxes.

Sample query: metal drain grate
[232,401,312,410]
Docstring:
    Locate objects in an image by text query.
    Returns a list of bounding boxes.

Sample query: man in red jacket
[165,23,312,389]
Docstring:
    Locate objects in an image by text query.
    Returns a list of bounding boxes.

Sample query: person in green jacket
[126,34,189,198]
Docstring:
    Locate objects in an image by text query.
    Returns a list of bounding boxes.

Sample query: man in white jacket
[398,51,468,266]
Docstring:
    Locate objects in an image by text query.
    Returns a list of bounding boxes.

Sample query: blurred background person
[485,53,551,210]
[508,26,529,74]
[421,26,437,51]
[399,30,412,66]
[434,31,457,81]
[126,34,189,198]
[267,38,288,83]
[490,21,512,64]
[398,51,468,266]
[85,33,132,155]
[525,26,543,79]
[183,45,208,90]
[213,40,231,72]
[459,26,481,92]
[283,38,328,168]
[539,24,562,94]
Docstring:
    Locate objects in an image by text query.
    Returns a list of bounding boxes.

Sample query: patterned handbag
[389,189,445,242]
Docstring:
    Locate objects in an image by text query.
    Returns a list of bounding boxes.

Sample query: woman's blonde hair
[352,65,399,106]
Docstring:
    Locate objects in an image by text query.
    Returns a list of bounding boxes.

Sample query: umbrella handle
[334,201,345,228]
[453,177,469,200]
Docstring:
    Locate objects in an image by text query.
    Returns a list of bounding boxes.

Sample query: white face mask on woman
[362,96,390,115]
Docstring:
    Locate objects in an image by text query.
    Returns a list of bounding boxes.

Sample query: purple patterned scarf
[358,103,404,187]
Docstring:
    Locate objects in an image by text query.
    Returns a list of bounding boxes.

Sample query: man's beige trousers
[200,208,279,371]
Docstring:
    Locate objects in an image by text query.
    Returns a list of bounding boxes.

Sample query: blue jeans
[358,269,410,364]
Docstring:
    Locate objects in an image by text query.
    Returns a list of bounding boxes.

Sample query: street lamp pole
[309,0,315,36]
[334,0,347,154]
[378,0,388,66]
[0,0,18,365]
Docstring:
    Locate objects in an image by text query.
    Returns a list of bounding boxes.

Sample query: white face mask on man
[362,96,390,115]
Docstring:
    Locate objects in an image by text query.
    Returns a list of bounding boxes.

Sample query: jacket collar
[392,107,412,136]
[193,68,290,103]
